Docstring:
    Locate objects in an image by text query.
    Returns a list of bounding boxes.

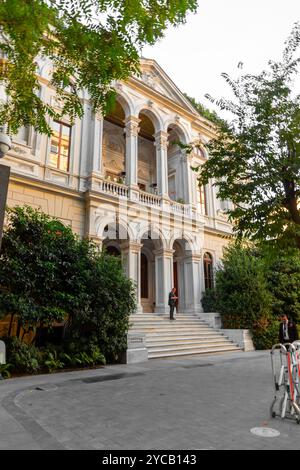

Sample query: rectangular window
[49,121,71,171]
[198,185,208,216]
[13,126,29,145]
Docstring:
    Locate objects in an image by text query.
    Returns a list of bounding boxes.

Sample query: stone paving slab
[1,351,300,450]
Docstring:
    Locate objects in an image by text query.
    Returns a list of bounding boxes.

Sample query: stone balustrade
[96,177,198,219]
[139,190,161,208]
[99,179,129,198]
[169,200,191,217]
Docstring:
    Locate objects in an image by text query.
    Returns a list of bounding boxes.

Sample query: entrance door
[141,252,154,312]
[173,261,179,307]
[141,253,148,299]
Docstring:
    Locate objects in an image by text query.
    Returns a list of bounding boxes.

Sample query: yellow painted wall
[6,180,86,236]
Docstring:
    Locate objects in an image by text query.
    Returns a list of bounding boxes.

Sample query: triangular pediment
[135,58,198,115]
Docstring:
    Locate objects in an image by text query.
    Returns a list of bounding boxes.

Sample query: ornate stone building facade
[1,58,232,314]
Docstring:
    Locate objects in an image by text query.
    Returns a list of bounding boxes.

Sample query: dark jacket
[168,291,176,306]
[279,320,299,344]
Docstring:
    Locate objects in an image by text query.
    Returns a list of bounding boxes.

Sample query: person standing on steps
[168,287,178,320]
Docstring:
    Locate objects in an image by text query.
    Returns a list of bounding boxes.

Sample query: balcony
[89,175,200,221]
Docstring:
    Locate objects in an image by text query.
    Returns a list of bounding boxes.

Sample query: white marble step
[131,327,216,334]
[146,338,232,347]
[148,345,241,359]
[129,312,242,359]
[143,333,225,340]
[131,320,208,326]
[131,315,206,321]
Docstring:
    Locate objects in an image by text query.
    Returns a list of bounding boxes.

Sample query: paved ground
[1,350,300,450]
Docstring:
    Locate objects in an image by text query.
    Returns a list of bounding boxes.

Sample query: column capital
[125,116,140,137]
[153,248,174,258]
[121,240,143,253]
[154,131,169,150]
[185,252,202,262]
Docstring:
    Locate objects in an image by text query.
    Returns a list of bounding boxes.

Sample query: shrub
[3,336,41,373]
[201,288,218,312]
[42,350,64,373]
[215,243,272,329]
[265,250,300,324]
[0,363,12,379]
[65,251,135,361]
[251,318,280,350]
[59,347,106,369]
[0,206,136,361]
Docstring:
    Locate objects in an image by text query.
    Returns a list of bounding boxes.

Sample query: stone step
[131,315,204,321]
[143,333,225,340]
[131,324,209,330]
[129,317,208,325]
[133,332,218,339]
[129,312,243,360]
[148,345,242,359]
[131,320,211,327]
[146,338,232,347]
[130,327,215,334]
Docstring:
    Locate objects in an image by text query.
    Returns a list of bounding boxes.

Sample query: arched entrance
[172,240,186,312]
[103,100,126,182]
[167,124,188,203]
[140,230,164,313]
[137,112,157,193]
[102,222,129,264]
[105,245,121,257]
[172,238,196,313]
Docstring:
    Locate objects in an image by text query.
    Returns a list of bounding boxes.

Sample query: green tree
[196,23,300,250]
[0,0,198,135]
[0,206,136,359]
[66,251,136,359]
[0,205,83,337]
[212,242,280,349]
[184,93,226,127]
[265,249,300,324]
[214,243,272,330]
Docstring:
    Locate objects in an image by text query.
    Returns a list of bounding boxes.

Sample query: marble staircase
[130,313,242,359]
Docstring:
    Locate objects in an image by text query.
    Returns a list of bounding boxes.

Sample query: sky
[142,0,300,117]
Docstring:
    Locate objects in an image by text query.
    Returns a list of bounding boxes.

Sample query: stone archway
[137,111,157,194]
[103,100,127,183]
[139,230,164,313]
[140,243,155,312]
[171,238,201,313]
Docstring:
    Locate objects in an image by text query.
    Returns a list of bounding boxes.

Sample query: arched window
[203,252,214,290]
[106,245,121,257]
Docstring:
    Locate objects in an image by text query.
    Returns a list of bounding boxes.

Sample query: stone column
[181,152,194,205]
[91,113,103,176]
[183,253,202,313]
[125,116,140,188]
[79,101,92,178]
[155,131,169,199]
[34,84,47,161]
[122,241,142,313]
[154,248,174,314]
